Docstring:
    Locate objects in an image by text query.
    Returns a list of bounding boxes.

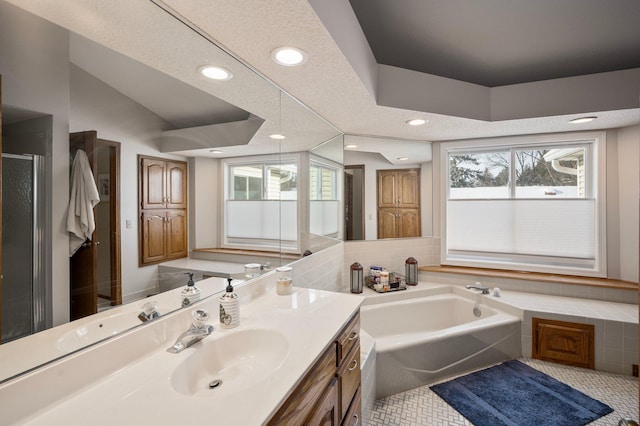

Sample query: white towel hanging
[66,149,100,256]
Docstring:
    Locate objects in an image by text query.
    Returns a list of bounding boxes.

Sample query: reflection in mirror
[343,134,432,240]
[0,0,341,383]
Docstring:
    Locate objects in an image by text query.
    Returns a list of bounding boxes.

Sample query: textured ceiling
[349,0,640,87]
[158,0,639,144]
[9,0,639,152]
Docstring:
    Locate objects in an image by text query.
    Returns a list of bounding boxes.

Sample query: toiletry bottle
[180,272,200,307]
[219,278,239,329]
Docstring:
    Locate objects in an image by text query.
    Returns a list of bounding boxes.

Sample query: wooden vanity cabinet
[267,311,361,426]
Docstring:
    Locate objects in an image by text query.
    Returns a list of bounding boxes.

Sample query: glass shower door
[1,153,45,342]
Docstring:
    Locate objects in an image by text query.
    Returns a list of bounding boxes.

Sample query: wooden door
[140,157,166,210]
[166,210,187,259]
[0,75,3,340]
[166,161,187,209]
[141,211,167,264]
[532,318,594,369]
[69,131,99,320]
[398,169,419,208]
[69,132,122,318]
[99,139,122,306]
[377,208,398,239]
[306,378,339,425]
[344,171,353,240]
[397,208,421,238]
[376,169,421,239]
[377,171,397,208]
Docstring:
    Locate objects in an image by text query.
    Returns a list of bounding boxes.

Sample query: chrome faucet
[465,283,490,294]
[167,309,214,353]
[138,300,160,322]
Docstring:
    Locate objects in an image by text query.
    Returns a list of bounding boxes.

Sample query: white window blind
[447,199,596,260]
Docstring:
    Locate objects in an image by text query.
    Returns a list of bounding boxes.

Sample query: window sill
[418,265,638,290]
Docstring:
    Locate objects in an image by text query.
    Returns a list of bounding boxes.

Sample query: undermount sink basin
[170,329,289,397]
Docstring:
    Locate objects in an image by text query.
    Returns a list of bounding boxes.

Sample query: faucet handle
[192,309,210,328]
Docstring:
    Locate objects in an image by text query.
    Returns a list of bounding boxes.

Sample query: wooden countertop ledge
[418,265,638,290]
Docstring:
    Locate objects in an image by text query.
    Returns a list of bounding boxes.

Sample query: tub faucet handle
[465,283,490,294]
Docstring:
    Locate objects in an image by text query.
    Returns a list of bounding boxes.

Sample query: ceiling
[348,0,640,87]
[8,0,639,154]
[156,0,639,144]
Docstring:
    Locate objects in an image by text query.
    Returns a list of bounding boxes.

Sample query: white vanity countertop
[16,287,363,425]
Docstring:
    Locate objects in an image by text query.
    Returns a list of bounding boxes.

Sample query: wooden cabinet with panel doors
[139,155,188,266]
[377,169,420,238]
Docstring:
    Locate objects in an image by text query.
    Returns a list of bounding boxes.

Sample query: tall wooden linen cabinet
[138,155,188,266]
[377,169,421,239]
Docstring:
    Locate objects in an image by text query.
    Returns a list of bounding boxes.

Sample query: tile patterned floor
[368,358,639,426]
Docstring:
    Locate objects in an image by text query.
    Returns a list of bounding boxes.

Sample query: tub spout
[465,284,490,294]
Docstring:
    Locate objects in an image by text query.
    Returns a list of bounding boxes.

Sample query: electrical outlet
[632,364,638,377]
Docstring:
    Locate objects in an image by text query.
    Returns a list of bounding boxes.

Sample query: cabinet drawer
[337,313,360,366]
[341,387,361,426]
[267,344,337,425]
[338,343,361,421]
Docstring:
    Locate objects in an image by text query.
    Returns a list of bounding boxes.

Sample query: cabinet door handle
[347,331,358,341]
[353,414,359,425]
[348,359,358,371]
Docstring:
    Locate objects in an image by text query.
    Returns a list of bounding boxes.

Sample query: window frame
[309,159,339,201]
[440,131,607,277]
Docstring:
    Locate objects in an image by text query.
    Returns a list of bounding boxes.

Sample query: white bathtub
[361,290,522,398]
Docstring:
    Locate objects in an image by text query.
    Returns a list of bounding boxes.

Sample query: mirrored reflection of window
[310,163,337,201]
[230,163,297,200]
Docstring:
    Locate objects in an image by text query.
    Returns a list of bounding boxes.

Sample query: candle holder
[350,262,363,293]
[405,257,418,285]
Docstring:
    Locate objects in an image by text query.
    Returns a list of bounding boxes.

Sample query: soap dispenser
[219,278,239,329]
[180,272,200,307]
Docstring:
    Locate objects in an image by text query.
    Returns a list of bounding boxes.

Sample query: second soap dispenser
[219,278,239,329]
[180,272,200,307]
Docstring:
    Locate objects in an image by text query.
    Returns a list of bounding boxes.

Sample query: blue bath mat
[430,360,613,426]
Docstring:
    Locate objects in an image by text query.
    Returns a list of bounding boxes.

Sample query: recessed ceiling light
[200,65,233,81]
[344,144,358,149]
[271,47,308,66]
[569,116,597,124]
[270,134,286,140]
[406,119,427,126]
[397,157,409,161]
[209,150,223,154]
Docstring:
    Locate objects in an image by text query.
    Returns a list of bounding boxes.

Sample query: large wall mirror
[343,134,432,241]
[0,0,341,383]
